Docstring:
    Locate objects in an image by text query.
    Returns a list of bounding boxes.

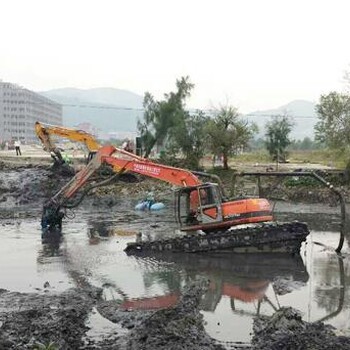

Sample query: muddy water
[1,201,350,347]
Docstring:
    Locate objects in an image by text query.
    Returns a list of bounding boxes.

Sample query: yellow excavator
[35,121,101,165]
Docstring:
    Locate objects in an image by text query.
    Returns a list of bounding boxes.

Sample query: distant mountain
[246,100,317,140]
[39,88,144,136]
[40,88,318,141]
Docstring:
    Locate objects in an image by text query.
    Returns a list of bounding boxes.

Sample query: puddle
[83,307,128,347]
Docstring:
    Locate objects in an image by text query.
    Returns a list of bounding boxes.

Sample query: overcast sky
[1,0,350,112]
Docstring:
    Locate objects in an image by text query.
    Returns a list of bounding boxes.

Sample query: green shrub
[284,176,319,187]
[33,342,58,350]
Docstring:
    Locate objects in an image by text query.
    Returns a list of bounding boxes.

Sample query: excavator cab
[175,183,223,231]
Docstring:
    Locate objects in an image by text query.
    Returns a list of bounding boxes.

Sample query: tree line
[137,75,350,169]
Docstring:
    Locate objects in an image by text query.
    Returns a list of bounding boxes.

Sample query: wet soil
[0,161,69,214]
[122,279,225,350]
[1,277,349,350]
[0,278,226,349]
[252,307,350,349]
[0,161,174,234]
[1,160,350,349]
[0,286,102,349]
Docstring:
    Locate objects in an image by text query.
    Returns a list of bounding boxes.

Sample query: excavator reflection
[38,219,348,327]
[118,253,309,314]
[119,247,348,324]
[314,255,346,323]
[39,216,308,314]
[87,219,136,245]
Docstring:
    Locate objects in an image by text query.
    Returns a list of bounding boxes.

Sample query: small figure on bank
[136,232,142,243]
[14,140,21,156]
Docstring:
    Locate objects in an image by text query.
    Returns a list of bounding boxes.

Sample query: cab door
[197,184,223,225]
[175,184,223,230]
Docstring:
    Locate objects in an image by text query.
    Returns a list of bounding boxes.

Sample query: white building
[0,81,62,143]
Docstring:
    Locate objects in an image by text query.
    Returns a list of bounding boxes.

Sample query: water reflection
[317,256,345,323]
[33,207,350,342]
[124,253,309,315]
[87,219,136,245]
[38,228,64,261]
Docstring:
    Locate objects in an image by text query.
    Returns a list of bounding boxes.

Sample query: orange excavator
[41,145,309,254]
[35,121,101,164]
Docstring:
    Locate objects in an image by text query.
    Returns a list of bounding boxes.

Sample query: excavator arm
[41,145,201,229]
[35,121,101,163]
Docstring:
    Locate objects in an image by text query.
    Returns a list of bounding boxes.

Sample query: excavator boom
[49,145,200,200]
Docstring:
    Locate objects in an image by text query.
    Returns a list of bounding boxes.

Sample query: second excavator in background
[35,121,101,165]
[41,145,309,254]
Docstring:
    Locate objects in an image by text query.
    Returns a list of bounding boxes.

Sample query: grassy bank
[230,149,347,168]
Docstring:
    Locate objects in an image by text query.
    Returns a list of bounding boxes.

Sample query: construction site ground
[0,149,350,349]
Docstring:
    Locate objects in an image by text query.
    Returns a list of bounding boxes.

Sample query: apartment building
[0,81,62,143]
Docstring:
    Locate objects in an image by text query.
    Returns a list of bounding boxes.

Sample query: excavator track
[124,222,309,255]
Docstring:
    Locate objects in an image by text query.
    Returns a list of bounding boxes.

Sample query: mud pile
[124,278,225,350]
[266,186,340,205]
[97,301,153,330]
[92,176,173,206]
[0,160,173,213]
[0,161,69,210]
[0,286,102,350]
[252,307,350,349]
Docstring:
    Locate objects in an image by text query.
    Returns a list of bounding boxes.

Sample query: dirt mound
[252,307,350,349]
[0,287,101,350]
[0,162,70,209]
[125,278,225,350]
